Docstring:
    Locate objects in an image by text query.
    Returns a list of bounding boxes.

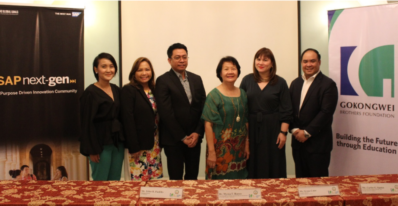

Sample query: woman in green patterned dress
[202,56,250,179]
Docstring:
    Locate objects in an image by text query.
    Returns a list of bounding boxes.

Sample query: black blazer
[155,69,206,146]
[121,84,156,154]
[289,72,338,153]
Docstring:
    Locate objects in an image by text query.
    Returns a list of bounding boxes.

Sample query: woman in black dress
[240,47,292,178]
[80,53,124,180]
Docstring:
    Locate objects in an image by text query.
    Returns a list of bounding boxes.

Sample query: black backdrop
[0,5,84,143]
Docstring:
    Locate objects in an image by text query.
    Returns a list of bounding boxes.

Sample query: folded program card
[360,183,398,194]
[298,185,340,197]
[217,188,262,200]
[140,187,183,199]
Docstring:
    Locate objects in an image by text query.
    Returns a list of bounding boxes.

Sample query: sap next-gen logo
[340,45,394,97]
[72,12,81,17]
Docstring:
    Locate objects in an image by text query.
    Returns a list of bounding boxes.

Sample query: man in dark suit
[289,48,338,178]
[156,43,206,180]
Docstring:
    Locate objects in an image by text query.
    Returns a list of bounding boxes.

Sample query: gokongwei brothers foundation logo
[340,45,394,97]
[339,45,395,118]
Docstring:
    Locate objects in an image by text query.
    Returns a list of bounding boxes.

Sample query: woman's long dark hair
[57,166,68,178]
[9,169,21,178]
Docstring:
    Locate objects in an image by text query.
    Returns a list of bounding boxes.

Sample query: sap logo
[341,45,394,97]
[72,12,81,17]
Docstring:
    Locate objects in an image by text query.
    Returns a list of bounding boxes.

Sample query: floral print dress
[129,90,163,181]
[201,88,248,179]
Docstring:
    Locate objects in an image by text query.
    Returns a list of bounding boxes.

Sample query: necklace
[236,98,240,122]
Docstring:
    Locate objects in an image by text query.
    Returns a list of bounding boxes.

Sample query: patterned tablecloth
[0,180,145,205]
[2,175,398,206]
[138,178,343,206]
[322,174,398,206]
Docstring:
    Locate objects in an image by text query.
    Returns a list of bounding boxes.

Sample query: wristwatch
[304,130,311,138]
[280,131,287,136]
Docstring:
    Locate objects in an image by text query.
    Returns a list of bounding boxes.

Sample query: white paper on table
[360,183,398,194]
[140,186,183,199]
[217,188,261,200]
[298,184,340,197]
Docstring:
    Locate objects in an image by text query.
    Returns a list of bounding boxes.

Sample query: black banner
[0,5,84,142]
[0,5,85,180]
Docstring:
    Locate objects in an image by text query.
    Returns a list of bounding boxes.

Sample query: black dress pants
[164,141,201,180]
[293,148,331,178]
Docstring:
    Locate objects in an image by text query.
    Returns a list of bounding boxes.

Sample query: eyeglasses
[172,56,188,61]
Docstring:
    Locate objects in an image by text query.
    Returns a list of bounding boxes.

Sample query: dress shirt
[172,69,192,141]
[172,69,192,104]
[291,70,321,137]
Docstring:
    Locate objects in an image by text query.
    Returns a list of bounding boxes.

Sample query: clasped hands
[183,132,200,148]
[293,129,308,143]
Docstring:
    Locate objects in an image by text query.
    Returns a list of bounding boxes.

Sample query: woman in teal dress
[202,56,250,180]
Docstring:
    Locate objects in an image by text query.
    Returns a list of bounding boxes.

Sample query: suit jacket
[121,84,156,153]
[289,72,338,153]
[155,69,206,146]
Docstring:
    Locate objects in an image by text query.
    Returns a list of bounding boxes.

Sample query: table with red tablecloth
[322,174,398,206]
[138,178,343,206]
[1,174,397,206]
[0,180,144,205]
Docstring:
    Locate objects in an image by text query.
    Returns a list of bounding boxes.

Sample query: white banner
[328,4,398,176]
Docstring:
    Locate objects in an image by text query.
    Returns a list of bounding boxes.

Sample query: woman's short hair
[253,47,278,85]
[216,56,241,82]
[57,166,68,178]
[128,57,155,90]
[92,53,118,81]
[20,165,29,171]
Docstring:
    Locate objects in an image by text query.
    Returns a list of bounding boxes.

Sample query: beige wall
[121,1,299,179]
[4,0,390,179]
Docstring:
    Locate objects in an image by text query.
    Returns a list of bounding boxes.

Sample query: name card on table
[360,183,398,194]
[298,185,340,197]
[218,188,261,200]
[140,187,183,199]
